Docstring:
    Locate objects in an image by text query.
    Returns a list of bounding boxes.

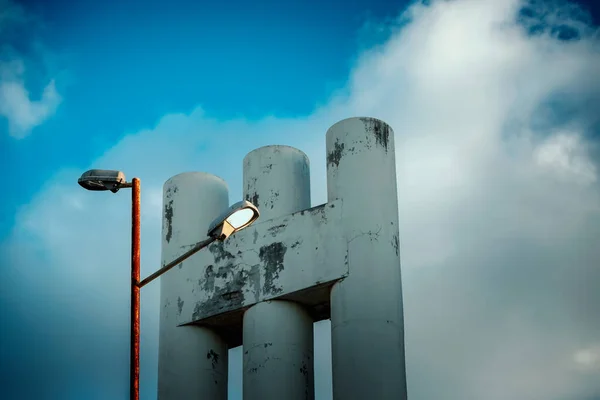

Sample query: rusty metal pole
[131,178,141,400]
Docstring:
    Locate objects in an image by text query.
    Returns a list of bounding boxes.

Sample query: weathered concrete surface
[156,119,407,400]
[243,301,314,400]
[176,199,347,327]
[327,117,407,400]
[158,172,229,400]
[242,145,315,400]
[243,145,311,220]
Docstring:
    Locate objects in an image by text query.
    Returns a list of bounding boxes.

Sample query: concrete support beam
[158,173,230,400]
[242,146,315,400]
[326,118,407,400]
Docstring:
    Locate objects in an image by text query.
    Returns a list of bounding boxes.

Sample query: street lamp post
[77,169,259,400]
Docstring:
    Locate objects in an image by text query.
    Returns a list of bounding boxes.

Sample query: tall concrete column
[326,118,407,399]
[158,172,230,400]
[242,146,315,400]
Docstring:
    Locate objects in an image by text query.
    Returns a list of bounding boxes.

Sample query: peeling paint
[208,241,235,263]
[202,265,216,291]
[260,242,287,295]
[164,199,174,243]
[177,297,184,316]
[249,264,261,302]
[193,264,259,319]
[361,117,390,151]
[206,349,220,369]
[327,139,345,168]
[179,199,347,325]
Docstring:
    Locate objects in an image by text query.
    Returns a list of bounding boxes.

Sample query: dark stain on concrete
[245,190,260,209]
[309,203,328,224]
[268,190,280,209]
[268,223,287,237]
[221,290,242,301]
[177,297,184,316]
[202,265,216,291]
[207,349,220,369]
[208,241,236,263]
[193,263,260,320]
[164,185,179,243]
[299,363,308,377]
[300,360,310,399]
[164,200,174,243]
[249,264,261,302]
[291,240,302,249]
[392,234,400,257]
[259,242,287,295]
[327,139,345,168]
[361,117,390,151]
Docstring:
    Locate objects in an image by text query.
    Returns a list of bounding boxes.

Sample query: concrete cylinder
[242,146,315,400]
[326,118,407,400]
[158,172,230,400]
[243,301,314,399]
[243,145,311,220]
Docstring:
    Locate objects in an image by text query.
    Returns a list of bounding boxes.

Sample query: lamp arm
[137,236,217,288]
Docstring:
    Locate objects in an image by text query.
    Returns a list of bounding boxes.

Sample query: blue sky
[2,0,600,399]
[0,0,401,235]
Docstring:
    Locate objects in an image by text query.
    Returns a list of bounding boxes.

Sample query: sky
[1,0,600,399]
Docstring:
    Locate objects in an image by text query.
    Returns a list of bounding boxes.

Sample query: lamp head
[78,169,127,193]
[208,200,260,241]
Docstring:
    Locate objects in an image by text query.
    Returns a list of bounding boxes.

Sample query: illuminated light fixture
[208,200,260,240]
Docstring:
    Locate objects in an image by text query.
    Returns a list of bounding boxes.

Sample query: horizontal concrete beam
[174,199,347,344]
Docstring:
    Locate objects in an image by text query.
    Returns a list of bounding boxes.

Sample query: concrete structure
[158,117,407,400]
[158,173,230,399]
[242,146,315,399]
[327,118,406,399]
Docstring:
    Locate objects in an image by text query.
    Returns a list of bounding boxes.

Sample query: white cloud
[3,0,600,399]
[534,131,597,184]
[0,1,62,138]
[0,60,61,138]
[574,345,600,370]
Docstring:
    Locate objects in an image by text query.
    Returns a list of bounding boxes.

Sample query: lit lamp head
[208,200,260,241]
[78,169,128,193]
